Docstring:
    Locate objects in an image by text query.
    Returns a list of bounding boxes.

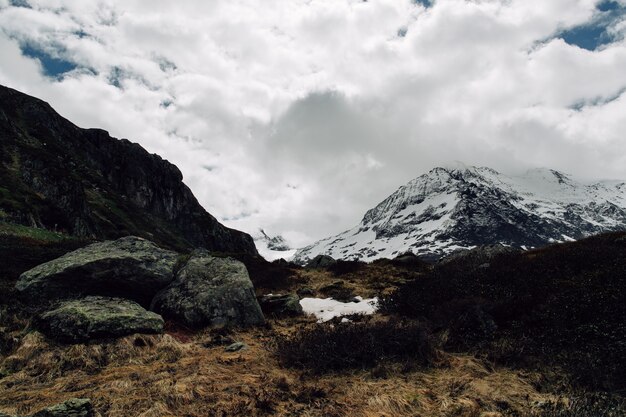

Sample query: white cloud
[0,0,625,248]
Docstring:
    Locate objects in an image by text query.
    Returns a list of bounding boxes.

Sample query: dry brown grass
[0,317,555,417]
[292,261,419,300]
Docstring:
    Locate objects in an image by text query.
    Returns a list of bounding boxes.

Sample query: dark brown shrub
[380,232,626,391]
[274,318,433,373]
[327,260,366,276]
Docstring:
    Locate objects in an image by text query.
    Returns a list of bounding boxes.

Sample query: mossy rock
[16,236,178,307]
[152,249,265,328]
[305,255,336,269]
[39,296,164,343]
[259,293,303,317]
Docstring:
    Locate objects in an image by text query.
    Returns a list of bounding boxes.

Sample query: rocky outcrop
[0,398,94,417]
[0,85,256,254]
[305,255,336,269]
[16,237,177,306]
[39,296,163,343]
[152,250,265,328]
[441,244,519,267]
[259,294,303,317]
[31,398,94,417]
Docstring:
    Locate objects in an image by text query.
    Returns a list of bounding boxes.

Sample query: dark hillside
[382,232,626,391]
[0,85,256,253]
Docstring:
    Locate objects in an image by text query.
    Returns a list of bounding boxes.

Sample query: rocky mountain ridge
[258,229,291,251]
[0,85,256,254]
[294,165,626,262]
[253,229,297,261]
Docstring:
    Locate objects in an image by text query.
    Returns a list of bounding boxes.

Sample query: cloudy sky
[0,0,625,247]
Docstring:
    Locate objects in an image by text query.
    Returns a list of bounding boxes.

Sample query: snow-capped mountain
[293,166,626,263]
[253,229,297,261]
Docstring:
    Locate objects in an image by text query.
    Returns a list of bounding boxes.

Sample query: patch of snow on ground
[299,297,378,322]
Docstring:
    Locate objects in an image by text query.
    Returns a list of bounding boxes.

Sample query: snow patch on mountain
[293,166,626,263]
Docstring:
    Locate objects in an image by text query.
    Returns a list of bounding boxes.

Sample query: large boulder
[259,294,303,317]
[305,255,336,269]
[16,237,178,306]
[39,296,164,343]
[152,250,265,328]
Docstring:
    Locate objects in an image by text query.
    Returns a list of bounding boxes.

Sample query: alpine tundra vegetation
[1,0,626,416]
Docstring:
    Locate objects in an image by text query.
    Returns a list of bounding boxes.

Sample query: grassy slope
[0,322,556,417]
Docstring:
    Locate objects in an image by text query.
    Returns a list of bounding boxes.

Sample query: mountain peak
[253,229,296,261]
[294,166,626,263]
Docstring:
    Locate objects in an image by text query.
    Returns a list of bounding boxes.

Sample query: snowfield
[299,297,379,322]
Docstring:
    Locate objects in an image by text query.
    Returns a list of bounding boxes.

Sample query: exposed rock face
[441,244,519,267]
[152,250,265,328]
[0,398,95,417]
[294,166,626,262]
[16,237,177,306]
[0,85,256,254]
[305,255,336,269]
[258,230,291,251]
[39,296,163,343]
[259,294,303,317]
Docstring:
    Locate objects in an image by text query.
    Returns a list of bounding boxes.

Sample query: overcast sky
[0,0,625,247]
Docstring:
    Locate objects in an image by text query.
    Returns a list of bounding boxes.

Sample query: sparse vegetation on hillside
[1,227,625,416]
[381,232,626,391]
[523,393,626,417]
[274,318,434,373]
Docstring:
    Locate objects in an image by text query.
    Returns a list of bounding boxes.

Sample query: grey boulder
[152,250,265,328]
[224,342,247,352]
[16,236,178,306]
[259,294,303,317]
[31,398,94,417]
[39,296,164,343]
[0,398,93,417]
[305,255,336,269]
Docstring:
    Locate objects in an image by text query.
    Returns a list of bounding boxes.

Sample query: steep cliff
[0,85,256,254]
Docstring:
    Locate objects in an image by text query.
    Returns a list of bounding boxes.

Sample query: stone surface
[319,281,355,302]
[392,252,424,267]
[16,237,177,306]
[305,255,336,269]
[441,244,519,266]
[224,342,247,352]
[259,294,303,317]
[31,398,94,417]
[0,85,257,254]
[152,250,265,328]
[39,296,164,343]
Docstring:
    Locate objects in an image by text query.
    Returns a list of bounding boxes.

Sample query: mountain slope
[0,85,256,254]
[294,166,626,262]
[253,229,297,261]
